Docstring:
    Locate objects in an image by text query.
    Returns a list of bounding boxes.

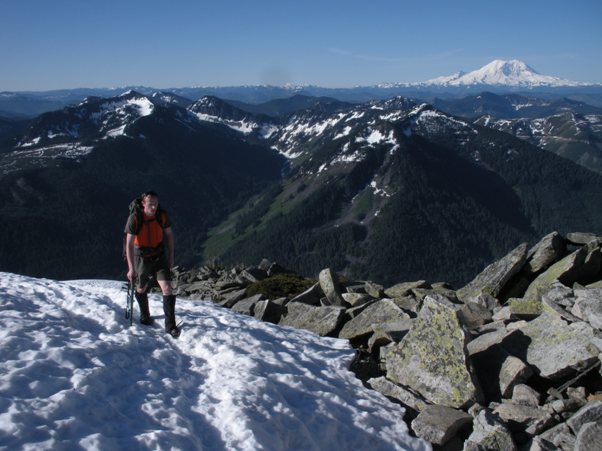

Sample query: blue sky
[2,0,601,91]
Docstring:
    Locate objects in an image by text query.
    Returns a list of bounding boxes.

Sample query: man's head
[141,191,159,216]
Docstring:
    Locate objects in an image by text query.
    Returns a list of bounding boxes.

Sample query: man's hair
[142,190,159,199]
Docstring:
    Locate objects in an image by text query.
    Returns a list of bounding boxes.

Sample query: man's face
[142,195,159,216]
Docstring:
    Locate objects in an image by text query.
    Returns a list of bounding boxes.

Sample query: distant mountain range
[2,90,602,285]
[2,60,601,118]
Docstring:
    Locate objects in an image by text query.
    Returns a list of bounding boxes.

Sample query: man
[125,191,180,338]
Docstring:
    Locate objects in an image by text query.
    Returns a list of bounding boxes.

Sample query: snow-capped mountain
[421,60,590,88]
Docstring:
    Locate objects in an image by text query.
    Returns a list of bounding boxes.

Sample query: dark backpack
[122,196,167,259]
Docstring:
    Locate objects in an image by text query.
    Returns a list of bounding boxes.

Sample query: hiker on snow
[125,191,180,338]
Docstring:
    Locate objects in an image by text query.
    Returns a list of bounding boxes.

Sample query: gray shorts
[135,252,171,290]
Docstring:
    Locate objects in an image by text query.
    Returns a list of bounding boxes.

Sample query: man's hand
[127,268,136,284]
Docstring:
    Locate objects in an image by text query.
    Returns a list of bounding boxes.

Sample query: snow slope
[0,272,429,451]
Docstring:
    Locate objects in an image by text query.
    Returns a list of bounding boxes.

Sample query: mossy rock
[508,297,543,317]
[245,274,315,300]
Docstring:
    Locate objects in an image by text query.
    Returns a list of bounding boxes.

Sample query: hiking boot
[135,292,153,326]
[167,325,181,338]
[140,315,154,326]
[163,294,177,332]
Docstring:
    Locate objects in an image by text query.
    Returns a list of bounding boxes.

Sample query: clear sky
[2,0,601,91]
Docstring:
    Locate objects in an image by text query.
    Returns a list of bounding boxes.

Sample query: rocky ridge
[172,231,602,450]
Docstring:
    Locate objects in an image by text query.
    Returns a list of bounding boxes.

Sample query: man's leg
[157,265,179,337]
[135,256,154,326]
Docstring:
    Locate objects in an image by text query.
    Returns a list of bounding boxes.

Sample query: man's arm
[126,233,136,283]
[164,226,174,269]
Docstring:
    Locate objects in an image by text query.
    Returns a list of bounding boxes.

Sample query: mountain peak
[419,59,589,88]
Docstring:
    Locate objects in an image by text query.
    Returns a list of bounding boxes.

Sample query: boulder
[502,313,598,379]
[566,400,602,435]
[523,245,597,302]
[566,232,601,245]
[460,300,495,329]
[384,280,429,298]
[493,402,554,434]
[512,384,541,407]
[231,294,263,315]
[411,405,472,445]
[218,288,248,308]
[463,409,517,451]
[541,283,581,322]
[341,292,373,307]
[526,231,566,275]
[499,356,534,400]
[279,302,345,337]
[390,295,421,314]
[338,299,411,341]
[572,288,602,329]
[364,281,385,298]
[318,268,345,306]
[457,243,528,302]
[386,296,482,408]
[253,299,285,324]
[531,422,576,451]
[288,282,322,306]
[575,420,602,451]
[472,345,532,402]
[367,376,428,413]
[368,319,414,352]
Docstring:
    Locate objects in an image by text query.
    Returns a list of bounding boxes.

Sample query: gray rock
[499,356,534,399]
[457,243,528,302]
[512,384,541,407]
[411,405,472,445]
[493,402,553,432]
[472,343,533,402]
[567,400,602,435]
[279,302,345,337]
[526,231,567,275]
[390,295,421,314]
[253,299,285,324]
[384,280,429,298]
[572,288,602,329]
[575,420,602,451]
[288,282,322,306]
[368,319,414,352]
[386,296,482,408]
[231,294,263,315]
[502,313,598,379]
[364,281,385,298]
[318,268,345,306]
[338,299,411,341]
[461,304,494,330]
[567,232,602,245]
[344,299,378,319]
[341,292,373,307]
[507,297,544,319]
[367,376,428,413]
[463,409,516,451]
[532,422,576,451]
[523,246,594,302]
[218,288,248,308]
[467,328,509,356]
[541,283,581,322]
